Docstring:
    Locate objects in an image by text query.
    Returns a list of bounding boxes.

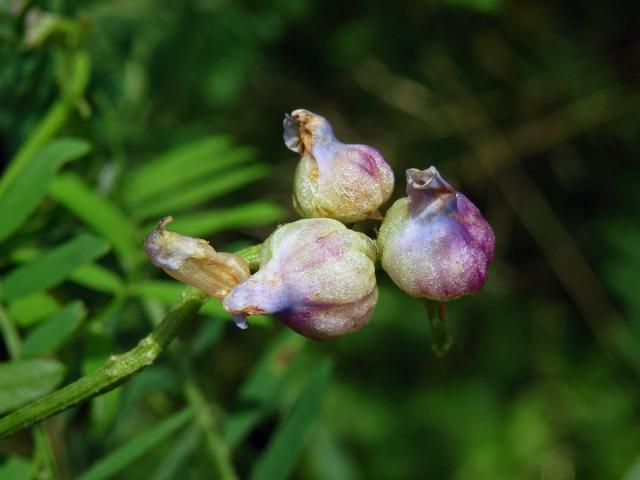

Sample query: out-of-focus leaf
[601,219,640,263]
[21,301,86,358]
[0,455,32,480]
[150,425,201,480]
[250,359,332,480]
[191,317,226,358]
[150,201,286,238]
[225,331,306,447]
[2,234,110,300]
[49,173,139,269]
[239,331,305,404]
[8,292,60,327]
[128,280,270,324]
[69,263,124,294]
[77,408,194,480]
[0,358,66,413]
[0,138,90,243]
[306,426,359,480]
[122,137,255,206]
[130,163,270,220]
[441,0,502,13]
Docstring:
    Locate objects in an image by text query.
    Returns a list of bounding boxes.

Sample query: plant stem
[234,244,261,271]
[0,300,59,477]
[0,286,208,438]
[424,300,452,357]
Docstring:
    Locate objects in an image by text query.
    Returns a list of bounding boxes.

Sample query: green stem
[0,286,208,438]
[0,300,58,477]
[234,244,261,271]
[425,300,452,357]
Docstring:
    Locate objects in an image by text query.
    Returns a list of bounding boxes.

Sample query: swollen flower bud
[284,109,394,223]
[223,218,378,339]
[144,216,250,300]
[378,167,495,301]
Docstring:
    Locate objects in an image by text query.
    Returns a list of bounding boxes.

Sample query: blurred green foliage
[0,0,639,479]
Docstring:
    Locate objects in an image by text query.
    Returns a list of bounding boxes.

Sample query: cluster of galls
[145,109,495,343]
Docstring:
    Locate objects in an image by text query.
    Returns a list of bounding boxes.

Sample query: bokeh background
[1,0,639,479]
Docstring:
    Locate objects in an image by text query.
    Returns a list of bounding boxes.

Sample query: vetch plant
[0,107,494,452]
[145,110,494,351]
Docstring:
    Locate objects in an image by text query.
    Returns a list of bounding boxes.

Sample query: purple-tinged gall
[378,167,495,301]
[284,109,394,223]
[144,216,250,302]
[223,218,378,339]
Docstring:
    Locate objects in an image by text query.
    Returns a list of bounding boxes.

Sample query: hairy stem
[0,286,208,438]
[425,300,452,357]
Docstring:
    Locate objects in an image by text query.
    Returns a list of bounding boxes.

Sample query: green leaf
[2,234,110,301]
[8,292,60,327]
[250,359,332,480]
[0,456,32,480]
[123,137,256,207]
[131,163,270,220]
[150,201,286,238]
[225,331,305,447]
[77,408,194,480]
[239,331,305,404]
[0,138,90,243]
[21,301,86,358]
[49,173,139,269]
[150,425,202,480]
[69,263,124,294]
[0,358,66,414]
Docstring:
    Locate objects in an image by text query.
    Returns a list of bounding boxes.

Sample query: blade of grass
[150,425,202,480]
[123,139,256,207]
[1,234,110,301]
[250,359,332,480]
[8,292,60,327]
[0,359,67,414]
[0,138,90,243]
[0,456,33,480]
[77,408,194,480]
[130,163,270,220]
[49,173,139,270]
[224,332,305,447]
[69,263,125,294]
[21,301,86,358]
[149,201,286,238]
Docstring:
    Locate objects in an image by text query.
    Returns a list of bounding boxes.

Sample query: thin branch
[0,286,208,438]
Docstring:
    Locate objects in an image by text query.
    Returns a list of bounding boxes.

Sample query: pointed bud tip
[406,167,454,195]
